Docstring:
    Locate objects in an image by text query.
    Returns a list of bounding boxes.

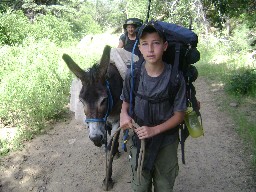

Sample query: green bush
[0,38,72,133]
[61,4,102,38]
[0,9,77,46]
[0,10,30,45]
[0,139,9,155]
[229,23,251,53]
[226,68,256,96]
[30,13,76,45]
[0,8,101,47]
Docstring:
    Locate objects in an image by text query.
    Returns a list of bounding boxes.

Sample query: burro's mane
[86,63,101,85]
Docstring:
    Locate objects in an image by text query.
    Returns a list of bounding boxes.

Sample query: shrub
[0,10,30,45]
[30,13,76,45]
[0,39,72,132]
[61,4,102,38]
[0,9,76,46]
[229,23,251,53]
[226,68,256,96]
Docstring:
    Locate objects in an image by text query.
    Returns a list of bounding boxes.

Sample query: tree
[202,0,255,28]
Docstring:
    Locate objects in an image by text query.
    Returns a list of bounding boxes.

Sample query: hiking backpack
[126,20,202,164]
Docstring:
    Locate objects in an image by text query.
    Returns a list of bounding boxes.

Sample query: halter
[84,80,113,123]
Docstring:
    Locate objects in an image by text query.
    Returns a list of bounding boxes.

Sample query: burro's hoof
[102,178,114,191]
[113,151,121,160]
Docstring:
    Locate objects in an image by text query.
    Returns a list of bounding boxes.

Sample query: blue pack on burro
[122,20,203,164]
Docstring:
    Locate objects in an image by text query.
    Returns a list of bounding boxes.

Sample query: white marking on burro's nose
[88,122,105,139]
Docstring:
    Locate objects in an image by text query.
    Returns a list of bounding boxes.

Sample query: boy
[120,22,187,191]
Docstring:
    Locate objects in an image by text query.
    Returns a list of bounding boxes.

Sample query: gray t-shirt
[122,61,187,126]
[122,61,187,165]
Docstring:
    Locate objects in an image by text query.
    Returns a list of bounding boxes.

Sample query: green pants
[129,139,179,192]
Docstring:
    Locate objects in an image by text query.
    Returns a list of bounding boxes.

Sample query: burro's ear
[62,54,86,81]
[98,45,111,79]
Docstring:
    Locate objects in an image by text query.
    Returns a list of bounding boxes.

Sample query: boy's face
[139,32,168,65]
[126,25,136,35]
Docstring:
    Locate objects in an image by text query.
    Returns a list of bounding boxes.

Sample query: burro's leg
[102,128,121,191]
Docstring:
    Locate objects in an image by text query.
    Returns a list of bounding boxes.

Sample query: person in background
[118,18,142,56]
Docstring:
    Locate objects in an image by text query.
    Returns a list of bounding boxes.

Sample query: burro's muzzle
[87,122,106,147]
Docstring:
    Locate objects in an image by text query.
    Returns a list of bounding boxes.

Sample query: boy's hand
[120,113,133,130]
[135,126,158,139]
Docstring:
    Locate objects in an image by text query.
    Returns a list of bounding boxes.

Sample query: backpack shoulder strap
[171,43,181,82]
[168,43,181,104]
[125,35,128,46]
[129,56,144,116]
[120,33,127,45]
[131,56,144,89]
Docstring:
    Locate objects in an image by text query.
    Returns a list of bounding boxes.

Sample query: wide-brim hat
[123,19,138,29]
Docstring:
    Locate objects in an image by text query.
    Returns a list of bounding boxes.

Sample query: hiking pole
[146,0,152,22]
[189,16,193,30]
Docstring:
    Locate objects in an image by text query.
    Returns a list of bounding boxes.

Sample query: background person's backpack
[126,20,202,164]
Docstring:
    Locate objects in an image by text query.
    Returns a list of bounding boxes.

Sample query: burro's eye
[79,98,88,114]
[80,98,86,106]
[100,97,108,106]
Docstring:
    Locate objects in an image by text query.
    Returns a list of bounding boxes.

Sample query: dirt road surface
[1,77,255,192]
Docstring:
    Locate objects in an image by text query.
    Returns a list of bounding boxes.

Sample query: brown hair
[139,25,166,42]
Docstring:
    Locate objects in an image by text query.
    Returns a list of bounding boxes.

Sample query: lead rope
[103,81,112,190]
[105,122,110,190]
[105,127,120,191]
[131,121,145,185]
[108,121,145,185]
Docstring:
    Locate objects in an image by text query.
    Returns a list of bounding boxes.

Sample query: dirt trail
[0,77,255,192]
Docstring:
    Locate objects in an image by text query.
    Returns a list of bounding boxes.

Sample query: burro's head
[62,46,111,147]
